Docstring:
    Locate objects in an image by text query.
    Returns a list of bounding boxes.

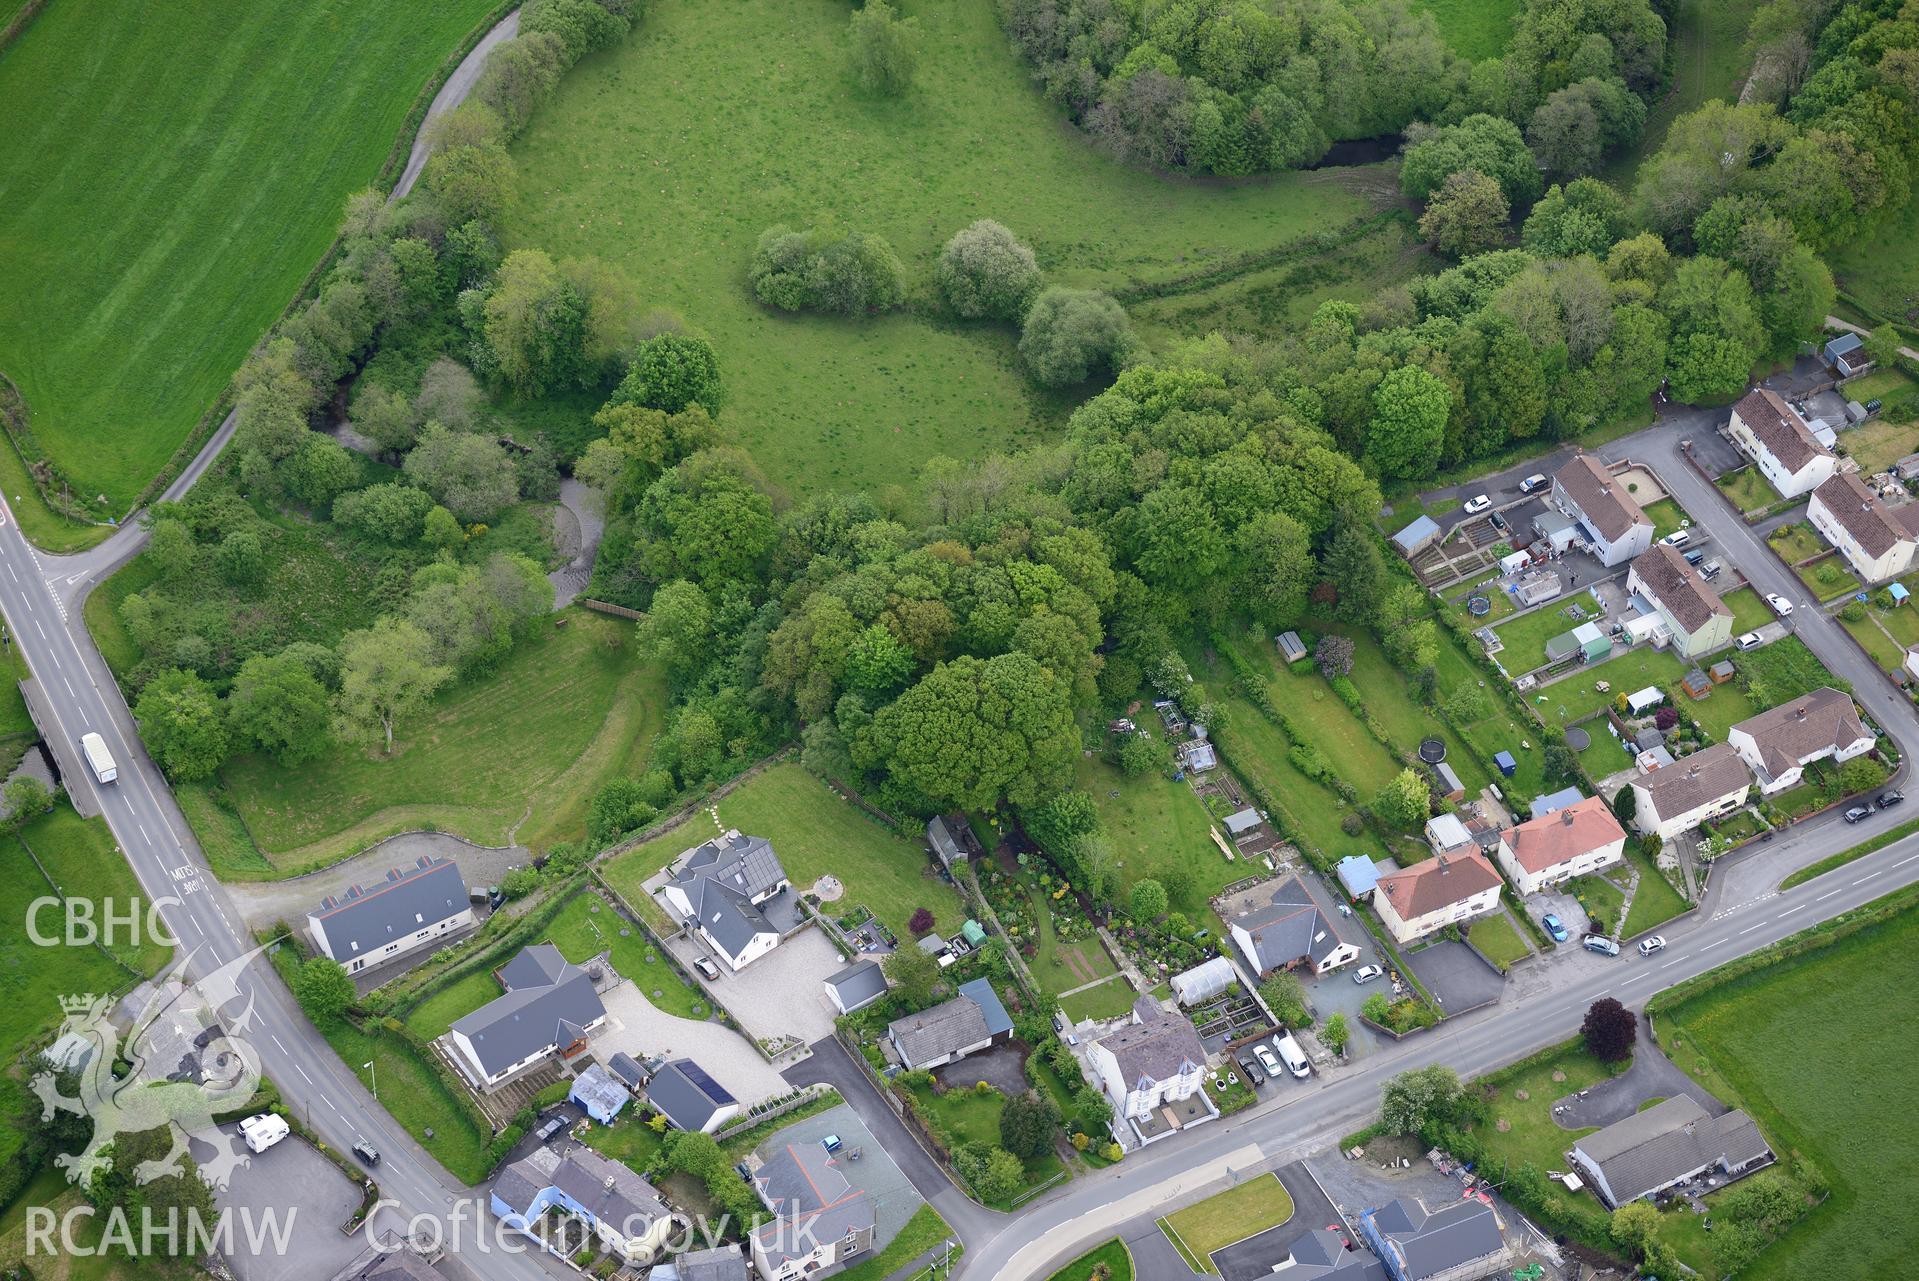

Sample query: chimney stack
[1561,809,1575,826]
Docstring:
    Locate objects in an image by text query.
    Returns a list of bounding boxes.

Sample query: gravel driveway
[224,832,527,932]
[594,982,787,1106]
[667,925,844,1048]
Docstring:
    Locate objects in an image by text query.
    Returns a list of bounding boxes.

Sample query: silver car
[1353,964,1385,984]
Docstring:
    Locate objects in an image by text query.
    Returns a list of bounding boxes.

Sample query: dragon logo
[33,942,272,1191]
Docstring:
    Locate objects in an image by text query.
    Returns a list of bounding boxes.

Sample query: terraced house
[1552,454,1652,567]
[1626,544,1733,659]
[1727,388,1835,499]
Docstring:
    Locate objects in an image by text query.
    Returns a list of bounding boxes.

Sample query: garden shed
[1514,571,1561,606]
[1171,957,1237,1006]
[1824,331,1868,376]
[1681,670,1713,699]
[1336,855,1380,899]
[960,920,987,947]
[1493,751,1518,778]
[1626,686,1665,714]
[1392,515,1441,557]
[1533,509,1579,552]
[1500,549,1532,575]
[1572,620,1610,660]
[1432,761,1464,801]
[1528,786,1585,819]
[1709,660,1736,684]
[1892,583,1910,606]
[1276,631,1308,664]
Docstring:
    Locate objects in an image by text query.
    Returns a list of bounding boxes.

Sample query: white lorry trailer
[80,731,117,784]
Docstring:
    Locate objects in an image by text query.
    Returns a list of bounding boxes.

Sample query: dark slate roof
[647,1059,736,1132]
[548,1146,669,1235]
[927,815,966,865]
[1368,1196,1506,1281]
[451,945,605,1078]
[1284,1228,1392,1281]
[329,1237,444,1281]
[1230,875,1351,971]
[606,1051,648,1089]
[685,877,775,958]
[751,1142,875,1270]
[824,960,889,1012]
[308,858,467,959]
[673,1245,749,1281]
[1632,543,1731,635]
[1095,997,1205,1088]
[1575,1096,1771,1204]
[887,979,1009,1068]
[670,830,786,957]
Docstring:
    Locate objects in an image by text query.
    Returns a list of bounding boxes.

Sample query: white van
[80,731,117,784]
[1275,1032,1312,1079]
[238,1113,289,1154]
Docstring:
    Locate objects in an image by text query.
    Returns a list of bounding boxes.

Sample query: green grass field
[1720,587,1772,635]
[1343,628,1493,796]
[1234,626,1403,794]
[545,889,709,1020]
[208,612,665,872]
[1470,1040,1628,1242]
[1158,1173,1295,1274]
[502,0,1384,494]
[1467,911,1532,970]
[1715,466,1779,514]
[1411,0,1522,60]
[1536,648,1692,724]
[1830,191,1919,329]
[0,0,502,517]
[1657,903,1919,1279]
[1076,725,1236,917]
[601,761,963,937]
[1058,975,1139,1024]
[1607,0,1762,180]
[1621,845,1691,936]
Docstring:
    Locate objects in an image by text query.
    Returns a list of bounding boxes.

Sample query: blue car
[1542,913,1569,943]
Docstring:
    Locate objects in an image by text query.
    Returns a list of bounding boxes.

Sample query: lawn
[318,1012,494,1184]
[1796,554,1863,603]
[1466,911,1532,970]
[1567,870,1626,934]
[0,0,503,518]
[1641,498,1690,541]
[408,968,503,1041]
[210,612,666,872]
[1679,676,1757,742]
[1493,601,1598,671]
[1840,609,1906,674]
[1158,1173,1295,1274]
[1058,976,1140,1024]
[1715,466,1780,514]
[1720,588,1773,636]
[904,1081,1062,1204]
[1342,626,1492,797]
[1411,0,1521,59]
[1838,408,1919,476]
[1431,624,1553,801]
[1232,625,1403,794]
[1047,1240,1134,1281]
[831,1205,960,1281]
[1655,901,1919,1279]
[1534,648,1691,725]
[1767,521,1826,564]
[1028,883,1119,1000]
[1469,1039,1627,1242]
[1576,724,1634,782]
[1620,844,1690,937]
[1076,725,1236,916]
[501,0,1388,494]
[546,889,710,1020]
[601,762,964,939]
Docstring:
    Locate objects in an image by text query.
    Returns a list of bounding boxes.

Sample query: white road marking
[62,676,72,696]
[1894,853,1919,869]
[4,563,14,582]
[1854,870,1884,884]
[272,1034,288,1056]
[1777,903,1806,917]
[1662,958,1686,969]
[1737,923,1766,936]
[296,1063,313,1085]
[1817,888,1844,901]
[31,619,42,639]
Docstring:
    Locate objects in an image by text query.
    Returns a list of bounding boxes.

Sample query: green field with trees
[0,0,503,519]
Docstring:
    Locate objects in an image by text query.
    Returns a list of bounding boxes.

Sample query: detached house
[1727,686,1875,795]
[1571,1096,1772,1209]
[449,944,606,1090]
[1228,875,1360,976]
[1808,472,1919,582]
[306,856,472,975]
[1359,1196,1514,1281]
[1494,796,1627,896]
[1727,389,1835,498]
[491,1145,680,1265]
[1629,742,1752,840]
[886,978,1012,1070]
[749,1142,876,1280]
[660,830,793,971]
[1085,996,1216,1145]
[1552,455,1652,567]
[1627,544,1733,658]
[1372,851,1503,946]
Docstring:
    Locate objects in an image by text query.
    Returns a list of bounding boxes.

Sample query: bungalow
[646,1059,740,1135]
[1494,796,1627,896]
[886,978,1012,1070]
[1629,743,1752,840]
[306,856,472,975]
[567,1063,631,1125]
[822,959,889,1015]
[1727,686,1875,795]
[1274,1228,1391,1280]
[1726,389,1835,499]
[1824,330,1870,378]
[1228,875,1361,977]
[1552,455,1652,567]
[1084,996,1216,1145]
[1359,1196,1513,1281]
[749,1142,876,1281]
[1627,544,1734,659]
[491,1145,680,1264]
[1372,851,1504,946]
[660,830,793,971]
[1571,1096,1772,1209]
[1808,472,1919,583]
[449,945,607,1091]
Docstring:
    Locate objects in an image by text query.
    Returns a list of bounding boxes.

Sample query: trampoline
[1467,595,1492,617]
[1418,737,1448,764]
[1564,726,1591,751]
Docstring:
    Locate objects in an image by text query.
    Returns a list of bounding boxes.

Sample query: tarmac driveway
[1552,1017,1727,1129]
[1209,1163,1342,1281]
[225,831,527,932]
[207,1130,366,1281]
[1402,940,1505,1015]
[594,982,787,1106]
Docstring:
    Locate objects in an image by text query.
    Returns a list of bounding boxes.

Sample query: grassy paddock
[0,0,503,512]
[211,613,664,870]
[503,0,1385,495]
[1076,724,1234,916]
[1410,0,1522,59]
[601,762,964,937]
[1158,1173,1295,1274]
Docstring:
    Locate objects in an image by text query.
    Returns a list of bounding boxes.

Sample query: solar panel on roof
[676,1060,736,1105]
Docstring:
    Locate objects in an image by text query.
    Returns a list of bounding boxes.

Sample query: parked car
[1254,1045,1284,1078]
[1353,964,1385,984]
[1701,559,1722,580]
[1877,790,1904,809]
[1639,935,1667,957]
[1542,913,1569,943]
[1766,593,1794,617]
[1238,1056,1265,1086]
[1682,548,1706,566]
[1735,631,1766,651]
[1519,473,1549,494]
[1462,494,1492,515]
[1275,1032,1313,1079]
[1661,528,1691,548]
[1583,935,1621,956]
[1845,805,1872,824]
[693,956,722,981]
[352,1141,381,1168]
